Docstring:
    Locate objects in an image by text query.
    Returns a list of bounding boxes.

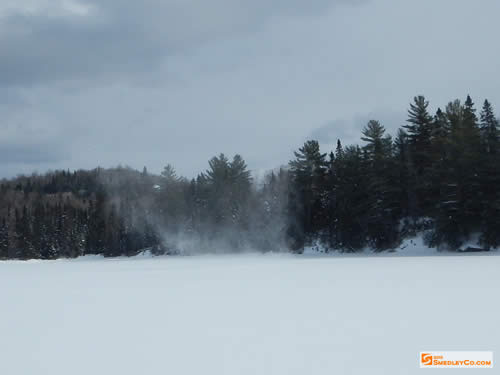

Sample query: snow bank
[304,234,497,257]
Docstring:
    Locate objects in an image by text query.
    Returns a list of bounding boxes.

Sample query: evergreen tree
[430,100,464,249]
[478,100,500,248]
[335,139,344,159]
[393,129,413,218]
[205,154,231,226]
[86,190,107,255]
[288,140,327,250]
[333,145,369,251]
[104,204,120,257]
[361,120,391,159]
[403,95,434,214]
[427,108,450,218]
[15,206,39,259]
[0,217,9,259]
[460,95,482,228]
[432,98,481,249]
[324,151,338,249]
[361,121,400,250]
[228,154,252,235]
[161,164,180,184]
[479,99,499,154]
[32,202,55,259]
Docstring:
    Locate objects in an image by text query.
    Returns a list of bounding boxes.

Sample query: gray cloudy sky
[1,0,500,178]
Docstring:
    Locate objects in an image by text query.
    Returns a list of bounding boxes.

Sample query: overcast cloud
[1,0,500,178]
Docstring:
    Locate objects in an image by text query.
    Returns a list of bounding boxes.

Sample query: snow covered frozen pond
[1,253,499,374]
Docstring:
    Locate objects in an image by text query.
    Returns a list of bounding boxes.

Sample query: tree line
[0,156,288,259]
[287,95,500,252]
[0,94,499,259]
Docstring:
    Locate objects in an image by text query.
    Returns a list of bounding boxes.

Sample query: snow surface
[1,251,499,374]
[304,234,496,256]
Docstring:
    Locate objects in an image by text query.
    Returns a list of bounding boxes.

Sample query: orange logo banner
[420,352,493,368]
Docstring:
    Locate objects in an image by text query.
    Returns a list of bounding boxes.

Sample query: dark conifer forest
[1,95,499,259]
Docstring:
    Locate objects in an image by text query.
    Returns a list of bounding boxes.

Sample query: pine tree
[460,95,482,229]
[361,120,391,159]
[393,129,412,219]
[432,98,481,249]
[429,101,463,249]
[403,95,434,214]
[361,120,400,250]
[324,151,338,248]
[161,164,179,184]
[335,139,344,159]
[228,154,252,228]
[479,99,499,154]
[478,99,500,248]
[288,140,327,249]
[427,108,450,218]
[333,145,369,251]
[204,154,231,227]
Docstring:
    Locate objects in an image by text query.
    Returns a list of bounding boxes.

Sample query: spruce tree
[479,99,499,154]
